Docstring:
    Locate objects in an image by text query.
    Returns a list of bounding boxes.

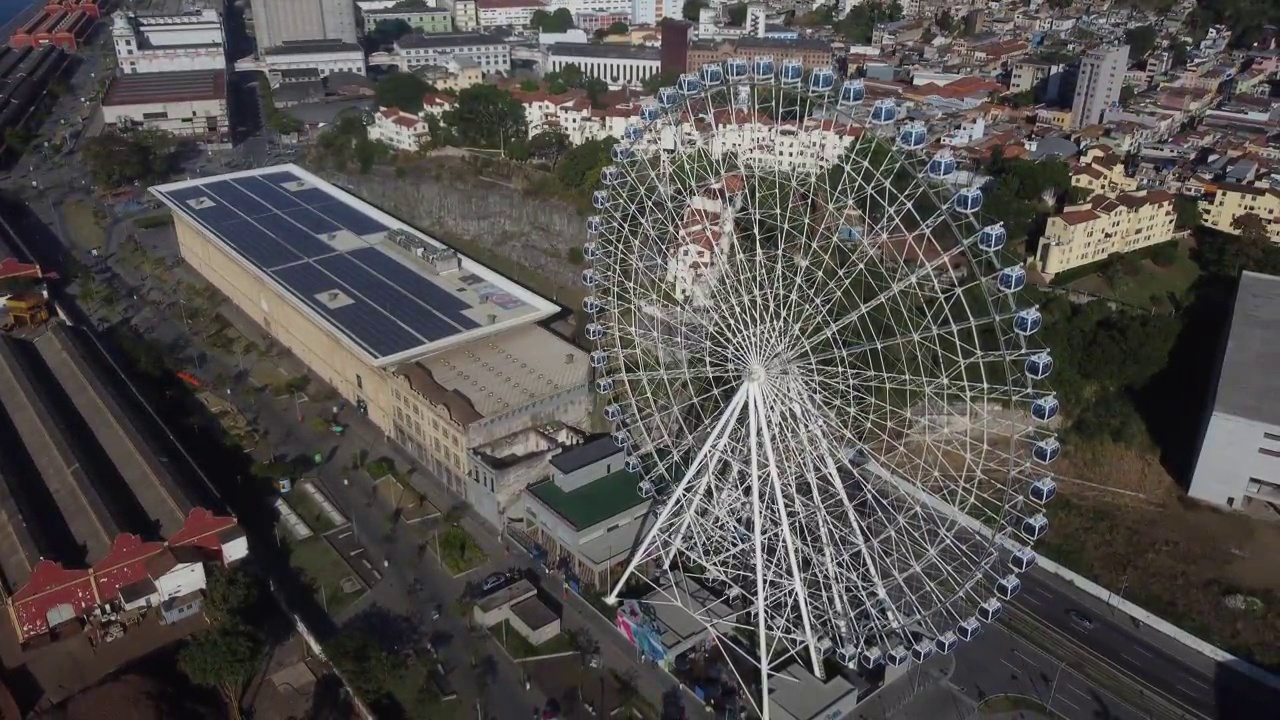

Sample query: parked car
[430,603,443,620]
[481,572,507,593]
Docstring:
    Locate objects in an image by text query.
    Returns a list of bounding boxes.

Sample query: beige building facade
[1203,182,1280,243]
[1069,146,1139,196]
[1035,189,1177,276]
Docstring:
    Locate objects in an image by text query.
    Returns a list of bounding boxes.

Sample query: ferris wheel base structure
[584,58,1061,718]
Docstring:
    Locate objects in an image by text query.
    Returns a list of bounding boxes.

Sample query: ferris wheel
[580,59,1060,713]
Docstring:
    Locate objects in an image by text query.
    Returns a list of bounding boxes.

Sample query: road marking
[1057,695,1082,711]
[1121,653,1140,664]
[1021,594,1043,606]
[1070,685,1090,699]
[1181,676,1210,691]
[1001,659,1021,674]
[1132,644,1154,658]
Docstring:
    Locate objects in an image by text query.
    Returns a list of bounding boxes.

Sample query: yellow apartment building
[1070,146,1139,195]
[1203,182,1280,243]
[1035,189,1177,277]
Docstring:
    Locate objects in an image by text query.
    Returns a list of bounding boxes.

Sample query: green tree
[642,69,680,93]
[369,18,414,47]
[519,79,540,92]
[1194,227,1280,278]
[81,128,177,188]
[1173,196,1201,230]
[935,9,954,33]
[584,77,609,108]
[725,2,748,25]
[530,7,574,31]
[682,0,709,21]
[203,567,261,627]
[1123,24,1158,59]
[392,0,428,7]
[607,20,629,34]
[442,84,527,151]
[1168,39,1189,68]
[527,128,571,166]
[837,1,903,42]
[1230,212,1269,244]
[326,628,399,704]
[375,72,432,113]
[179,628,263,720]
[555,137,618,194]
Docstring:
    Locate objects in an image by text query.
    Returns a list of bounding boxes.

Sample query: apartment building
[360,6,453,34]
[1035,190,1177,277]
[394,32,510,72]
[368,106,432,151]
[1203,182,1280,243]
[1070,44,1128,129]
[1009,57,1063,102]
[475,0,545,27]
[1069,146,1139,196]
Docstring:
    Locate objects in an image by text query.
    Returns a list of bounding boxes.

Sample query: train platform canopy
[151,165,559,367]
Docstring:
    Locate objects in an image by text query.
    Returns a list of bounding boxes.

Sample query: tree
[1119,84,1137,105]
[81,128,177,188]
[1194,227,1280,278]
[682,0,709,21]
[555,138,618,194]
[326,628,399,704]
[530,7,574,32]
[1123,24,1158,59]
[179,628,262,720]
[375,72,432,114]
[1174,196,1201,230]
[368,19,413,48]
[606,20,629,34]
[392,0,428,7]
[1168,39,1189,68]
[519,79,540,92]
[725,2,748,25]
[442,84,527,151]
[584,77,608,108]
[642,69,680,93]
[837,1,904,43]
[527,128,571,167]
[203,567,261,628]
[936,9,955,34]
[1231,212,1269,244]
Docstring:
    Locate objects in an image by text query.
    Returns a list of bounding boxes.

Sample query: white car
[481,573,507,593]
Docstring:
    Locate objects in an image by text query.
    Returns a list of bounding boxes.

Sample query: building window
[356,374,364,390]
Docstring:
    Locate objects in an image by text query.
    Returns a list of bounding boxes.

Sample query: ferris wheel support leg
[605,382,752,604]
[752,386,824,680]
[747,381,772,720]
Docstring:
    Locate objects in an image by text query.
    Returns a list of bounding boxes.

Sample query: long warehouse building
[151,166,595,499]
[0,323,245,643]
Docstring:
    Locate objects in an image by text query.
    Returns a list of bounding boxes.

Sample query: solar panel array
[158,170,485,359]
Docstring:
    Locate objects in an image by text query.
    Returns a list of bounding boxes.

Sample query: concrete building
[252,0,358,50]
[1188,271,1280,511]
[768,663,868,720]
[0,323,245,644]
[1034,190,1177,277]
[1069,146,1139,196]
[1009,57,1063,102]
[101,69,229,145]
[150,166,584,515]
[469,423,587,530]
[475,0,544,27]
[112,6,226,75]
[471,579,562,645]
[1203,182,1280,243]
[436,0,480,31]
[360,6,454,34]
[686,36,832,73]
[394,32,510,73]
[260,39,367,76]
[545,43,661,88]
[415,55,484,91]
[523,436,651,589]
[367,106,432,151]
[1070,44,1128,129]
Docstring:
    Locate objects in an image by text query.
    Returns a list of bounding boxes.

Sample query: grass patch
[435,525,487,575]
[285,483,339,533]
[364,456,400,481]
[1062,239,1200,308]
[286,535,363,617]
[977,694,1052,716]
[492,620,574,659]
[62,198,105,250]
[133,213,172,230]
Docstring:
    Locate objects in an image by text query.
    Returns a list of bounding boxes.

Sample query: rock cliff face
[311,158,588,301]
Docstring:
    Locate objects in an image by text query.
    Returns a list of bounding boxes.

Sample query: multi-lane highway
[999,569,1279,720]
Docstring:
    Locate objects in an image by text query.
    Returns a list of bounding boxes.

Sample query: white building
[101,69,230,145]
[546,0,636,18]
[368,106,434,151]
[394,32,510,73]
[475,0,545,28]
[259,39,367,76]
[1188,271,1280,512]
[469,423,587,530]
[545,43,661,88]
[112,8,226,75]
[437,0,480,31]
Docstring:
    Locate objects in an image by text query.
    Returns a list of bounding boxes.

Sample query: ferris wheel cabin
[837,225,863,243]
[591,190,610,209]
[595,376,614,393]
[752,56,775,81]
[839,79,866,106]
[978,223,1007,252]
[886,646,910,667]
[977,598,1003,623]
[856,646,882,668]
[953,187,983,214]
[610,144,632,162]
[1025,351,1053,380]
[624,454,641,472]
[658,87,679,108]
[1031,395,1059,422]
[911,641,935,663]
[639,106,660,123]
[1029,476,1058,503]
[1033,436,1061,463]
[590,349,609,368]
[677,73,702,95]
[581,269,598,287]
[869,99,898,125]
[604,403,626,422]
[998,266,1027,293]
[725,58,749,82]
[1013,308,1042,336]
[926,151,957,180]
[600,166,622,185]
[637,479,655,497]
[957,617,982,641]
[699,63,724,86]
[582,241,600,259]
[1010,546,1037,573]
[897,121,928,150]
[809,67,835,93]
[612,429,631,447]
[934,631,959,654]
[586,216,603,234]
[1021,513,1049,541]
[995,575,1021,599]
[582,295,603,316]
[585,323,604,341]
[779,59,804,85]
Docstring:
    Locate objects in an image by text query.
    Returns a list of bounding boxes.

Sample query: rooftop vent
[387,228,460,274]
[565,353,574,364]
[487,314,497,325]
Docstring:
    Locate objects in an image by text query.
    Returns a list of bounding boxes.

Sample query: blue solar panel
[234,176,305,210]
[346,248,479,323]
[251,213,337,259]
[283,207,343,235]
[270,263,425,357]
[203,181,277,217]
[314,255,465,341]
[218,219,302,269]
[307,202,390,236]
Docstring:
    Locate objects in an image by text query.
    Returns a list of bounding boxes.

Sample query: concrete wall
[556,448,624,493]
[173,218,393,430]
[1188,412,1280,507]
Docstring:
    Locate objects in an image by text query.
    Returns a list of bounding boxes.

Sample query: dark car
[1068,610,1095,631]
